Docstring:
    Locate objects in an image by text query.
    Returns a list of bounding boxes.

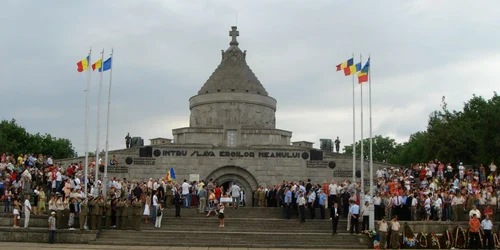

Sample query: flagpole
[360,54,364,195]
[103,48,114,196]
[351,53,356,183]
[94,48,104,191]
[84,48,92,199]
[368,55,375,230]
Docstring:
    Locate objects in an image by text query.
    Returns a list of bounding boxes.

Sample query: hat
[51,212,56,215]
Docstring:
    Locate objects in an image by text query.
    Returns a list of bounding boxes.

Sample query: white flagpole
[360,54,364,195]
[351,53,356,183]
[103,48,114,196]
[84,48,92,199]
[94,49,104,191]
[368,55,375,230]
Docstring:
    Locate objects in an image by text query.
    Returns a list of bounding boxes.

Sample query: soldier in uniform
[90,197,98,230]
[114,198,122,229]
[165,181,173,208]
[96,196,104,230]
[55,195,64,229]
[79,197,88,230]
[132,197,142,230]
[258,187,265,207]
[104,197,112,228]
[120,199,128,229]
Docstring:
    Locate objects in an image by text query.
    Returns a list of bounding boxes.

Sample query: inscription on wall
[100,165,129,174]
[126,157,156,166]
[306,161,328,168]
[332,169,354,178]
[154,149,305,159]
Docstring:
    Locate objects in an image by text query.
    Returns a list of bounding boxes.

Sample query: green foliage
[0,119,76,159]
[343,92,500,167]
[343,135,401,163]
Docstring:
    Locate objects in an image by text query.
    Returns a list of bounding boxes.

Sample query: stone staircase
[91,207,368,248]
[0,201,368,248]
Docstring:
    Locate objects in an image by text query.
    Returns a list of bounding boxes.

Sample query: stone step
[0,226,98,243]
[0,215,350,232]
[93,230,367,249]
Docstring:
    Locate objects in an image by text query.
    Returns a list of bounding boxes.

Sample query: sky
[1,0,499,156]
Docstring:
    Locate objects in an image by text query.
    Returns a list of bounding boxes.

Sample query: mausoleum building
[60,27,390,205]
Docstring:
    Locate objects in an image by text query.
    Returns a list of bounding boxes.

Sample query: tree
[343,135,401,164]
[0,119,76,159]
[391,92,500,166]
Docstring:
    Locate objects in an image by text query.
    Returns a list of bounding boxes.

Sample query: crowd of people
[1,151,499,248]
[0,151,244,231]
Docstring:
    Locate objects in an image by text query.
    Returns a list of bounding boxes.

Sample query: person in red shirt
[469,214,481,249]
[484,205,494,219]
[67,165,73,178]
[215,186,221,204]
[419,168,427,181]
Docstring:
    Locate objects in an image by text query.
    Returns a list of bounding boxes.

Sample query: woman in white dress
[143,192,151,223]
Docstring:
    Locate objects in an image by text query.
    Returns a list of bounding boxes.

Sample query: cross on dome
[229,26,239,46]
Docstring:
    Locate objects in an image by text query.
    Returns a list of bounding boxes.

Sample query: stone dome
[197,27,268,96]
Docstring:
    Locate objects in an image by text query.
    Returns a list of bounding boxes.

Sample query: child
[218,203,225,228]
[48,212,56,244]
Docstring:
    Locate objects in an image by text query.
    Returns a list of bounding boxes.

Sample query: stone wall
[58,145,398,196]
[0,227,97,243]
[190,102,276,129]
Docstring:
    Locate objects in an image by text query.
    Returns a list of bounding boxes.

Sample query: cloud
[0,0,499,156]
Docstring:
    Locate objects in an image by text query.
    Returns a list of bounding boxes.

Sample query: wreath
[427,232,441,249]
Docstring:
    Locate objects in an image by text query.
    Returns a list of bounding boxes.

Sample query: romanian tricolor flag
[358,58,370,84]
[166,168,176,181]
[92,59,102,71]
[336,58,353,72]
[344,62,361,76]
[76,56,90,72]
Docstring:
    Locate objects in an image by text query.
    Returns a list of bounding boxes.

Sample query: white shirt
[153,182,159,191]
[56,172,62,181]
[424,198,431,208]
[24,199,31,213]
[490,164,497,173]
[328,184,338,195]
[230,185,240,197]
[153,195,158,206]
[469,209,481,218]
[181,182,190,195]
[308,191,316,203]
[373,197,381,205]
[434,197,442,208]
[379,221,388,232]
[459,165,465,172]
[361,205,369,216]
[376,169,384,178]
[411,196,418,207]
[298,196,306,206]
[392,196,402,206]
[482,219,493,230]
[391,221,401,231]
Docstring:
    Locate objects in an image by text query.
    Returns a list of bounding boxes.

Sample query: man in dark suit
[269,186,277,207]
[174,189,183,217]
[330,202,340,235]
